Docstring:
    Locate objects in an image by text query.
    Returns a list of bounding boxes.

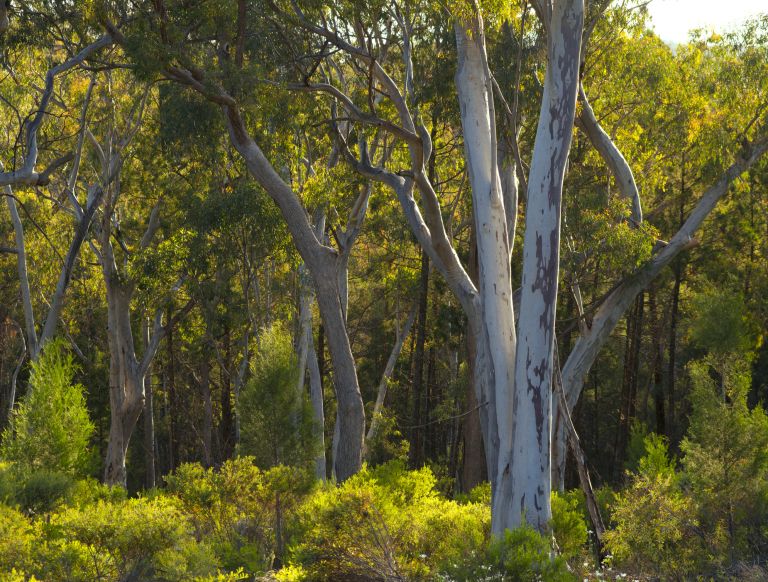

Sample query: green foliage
[1,339,94,478]
[44,495,214,581]
[623,420,649,473]
[550,491,588,562]
[487,526,573,582]
[286,460,490,580]
[166,458,314,575]
[239,323,317,468]
[688,289,757,357]
[0,504,37,574]
[681,356,768,563]
[363,404,411,465]
[12,470,76,515]
[604,434,700,577]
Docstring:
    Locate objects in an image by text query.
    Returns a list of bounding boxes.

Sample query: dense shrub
[0,504,37,574]
[550,491,588,562]
[681,356,768,566]
[604,434,701,577]
[0,339,94,478]
[286,461,490,580]
[43,496,214,581]
[166,457,314,575]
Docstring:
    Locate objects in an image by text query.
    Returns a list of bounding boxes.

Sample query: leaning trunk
[224,107,365,481]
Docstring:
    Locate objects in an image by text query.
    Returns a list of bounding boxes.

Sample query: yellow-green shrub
[41,496,216,581]
[166,458,314,575]
[604,434,701,577]
[0,504,37,574]
[286,461,490,580]
[551,490,588,561]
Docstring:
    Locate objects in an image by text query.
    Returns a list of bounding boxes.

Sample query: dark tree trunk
[667,261,682,441]
[649,288,666,435]
[461,226,486,492]
[200,349,213,467]
[167,305,178,471]
[220,331,234,462]
[409,250,429,468]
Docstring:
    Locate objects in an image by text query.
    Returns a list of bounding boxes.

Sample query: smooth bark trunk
[505,0,583,534]
[223,107,365,481]
[455,19,517,515]
[365,303,417,453]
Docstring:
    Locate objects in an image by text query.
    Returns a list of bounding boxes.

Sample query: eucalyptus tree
[0,22,113,409]
[76,74,194,486]
[89,2,374,481]
[257,0,585,532]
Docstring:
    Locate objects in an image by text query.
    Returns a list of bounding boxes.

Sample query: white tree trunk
[576,84,642,225]
[455,17,517,506]
[502,0,583,534]
[5,192,38,356]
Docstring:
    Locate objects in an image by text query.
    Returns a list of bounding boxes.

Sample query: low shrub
[166,457,314,575]
[286,461,490,580]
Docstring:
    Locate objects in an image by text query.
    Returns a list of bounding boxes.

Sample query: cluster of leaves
[605,353,768,578]
[0,339,95,479]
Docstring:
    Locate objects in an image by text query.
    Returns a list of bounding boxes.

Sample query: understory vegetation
[1,0,768,580]
[1,335,768,580]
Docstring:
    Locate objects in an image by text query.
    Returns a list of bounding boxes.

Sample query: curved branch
[576,83,643,224]
[562,136,768,410]
[0,35,113,187]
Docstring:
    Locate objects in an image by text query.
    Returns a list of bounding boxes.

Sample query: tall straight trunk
[667,260,682,439]
[167,305,178,470]
[627,293,644,424]
[461,229,487,493]
[409,250,430,468]
[552,292,577,492]
[648,288,666,435]
[200,350,213,467]
[462,364,487,491]
[425,340,437,461]
[615,293,643,474]
[296,213,327,480]
[455,16,517,507]
[504,0,583,533]
[220,327,234,461]
[307,326,326,480]
[142,318,156,489]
